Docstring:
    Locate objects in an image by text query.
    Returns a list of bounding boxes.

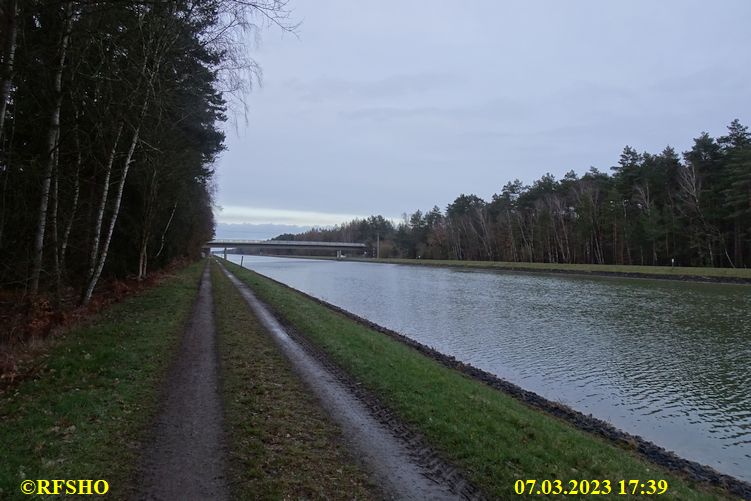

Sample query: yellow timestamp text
[514,479,669,496]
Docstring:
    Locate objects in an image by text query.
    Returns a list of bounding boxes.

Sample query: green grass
[211,262,376,500]
[0,262,204,500]
[222,260,736,500]
[304,256,751,281]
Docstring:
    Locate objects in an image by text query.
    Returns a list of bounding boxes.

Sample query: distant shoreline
[233,253,751,284]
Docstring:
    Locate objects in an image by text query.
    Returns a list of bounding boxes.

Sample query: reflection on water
[228,255,751,481]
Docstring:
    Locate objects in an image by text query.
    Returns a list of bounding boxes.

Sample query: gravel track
[135,264,228,501]
[219,262,483,501]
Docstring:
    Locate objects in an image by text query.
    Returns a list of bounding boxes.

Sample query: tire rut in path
[135,264,228,501]
[219,262,481,501]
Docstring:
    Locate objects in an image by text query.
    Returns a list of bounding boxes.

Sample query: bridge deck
[207,239,366,249]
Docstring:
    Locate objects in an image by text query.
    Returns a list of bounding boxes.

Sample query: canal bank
[227,254,751,480]
[215,261,480,499]
[0,262,205,500]
[289,255,751,284]
[220,259,750,500]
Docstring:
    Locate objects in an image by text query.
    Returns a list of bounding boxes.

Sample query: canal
[228,255,751,481]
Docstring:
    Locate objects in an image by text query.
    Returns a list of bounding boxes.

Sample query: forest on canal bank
[276,121,751,268]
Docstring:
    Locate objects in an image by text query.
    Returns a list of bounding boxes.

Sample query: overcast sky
[214,0,751,240]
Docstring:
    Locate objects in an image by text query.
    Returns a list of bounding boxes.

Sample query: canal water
[227,255,751,481]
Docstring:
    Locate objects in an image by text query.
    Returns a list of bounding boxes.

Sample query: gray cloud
[284,72,461,102]
[339,98,529,123]
[215,223,314,241]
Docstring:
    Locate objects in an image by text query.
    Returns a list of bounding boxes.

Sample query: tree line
[0,1,289,305]
[279,120,751,268]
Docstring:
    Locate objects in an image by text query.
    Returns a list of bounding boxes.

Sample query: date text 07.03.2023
[514,479,669,496]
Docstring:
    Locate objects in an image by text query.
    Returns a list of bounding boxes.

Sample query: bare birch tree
[29,1,73,295]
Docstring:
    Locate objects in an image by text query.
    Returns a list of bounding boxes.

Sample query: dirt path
[219,263,477,501]
[135,264,228,500]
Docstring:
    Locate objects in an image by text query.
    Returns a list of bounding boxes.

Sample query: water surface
[229,255,751,481]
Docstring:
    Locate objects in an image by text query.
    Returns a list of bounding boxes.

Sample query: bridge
[206,239,367,257]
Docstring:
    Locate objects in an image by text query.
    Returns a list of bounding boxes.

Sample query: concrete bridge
[206,239,367,257]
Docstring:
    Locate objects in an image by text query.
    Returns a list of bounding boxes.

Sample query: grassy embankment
[297,255,751,281]
[210,262,376,499]
[0,262,204,500]
[223,260,735,500]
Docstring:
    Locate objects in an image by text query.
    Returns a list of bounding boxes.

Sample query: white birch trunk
[29,1,73,295]
[81,122,142,304]
[60,127,82,271]
[50,139,60,296]
[155,202,177,258]
[84,122,122,287]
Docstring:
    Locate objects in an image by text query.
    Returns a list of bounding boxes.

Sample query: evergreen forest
[278,120,751,268]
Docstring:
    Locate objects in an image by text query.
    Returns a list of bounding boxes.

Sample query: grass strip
[297,255,751,281]
[223,260,734,500]
[211,262,376,499]
[0,262,204,500]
